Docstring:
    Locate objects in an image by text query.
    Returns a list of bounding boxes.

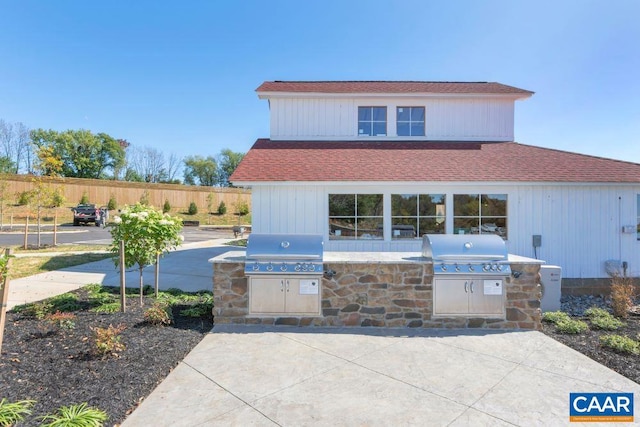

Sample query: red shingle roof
[230,140,640,183]
[256,81,533,96]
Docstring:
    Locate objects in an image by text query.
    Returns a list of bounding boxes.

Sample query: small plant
[91,302,120,313]
[139,190,150,205]
[180,302,213,318]
[163,199,171,213]
[40,402,107,427]
[611,276,636,319]
[0,398,35,426]
[45,311,77,330]
[188,201,198,215]
[14,300,53,319]
[217,200,227,215]
[92,324,126,357]
[17,190,32,206]
[600,334,640,355]
[541,311,570,324]
[236,200,249,216]
[555,318,589,334]
[48,292,81,312]
[79,192,89,204]
[107,195,117,211]
[584,307,610,318]
[585,306,625,330]
[144,303,173,325]
[50,189,65,208]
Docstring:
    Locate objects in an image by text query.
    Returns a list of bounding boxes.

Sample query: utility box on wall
[540,265,562,312]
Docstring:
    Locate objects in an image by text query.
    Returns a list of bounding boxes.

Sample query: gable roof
[230,139,640,184]
[256,81,534,96]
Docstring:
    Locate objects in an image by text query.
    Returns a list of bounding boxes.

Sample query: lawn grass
[8,253,113,279]
[13,244,110,253]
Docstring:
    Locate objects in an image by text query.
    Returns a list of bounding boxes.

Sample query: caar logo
[570,393,634,422]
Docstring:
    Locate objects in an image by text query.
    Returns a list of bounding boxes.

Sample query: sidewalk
[5,238,236,310]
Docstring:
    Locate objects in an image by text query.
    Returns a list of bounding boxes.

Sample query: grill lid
[246,234,324,261]
[422,234,508,262]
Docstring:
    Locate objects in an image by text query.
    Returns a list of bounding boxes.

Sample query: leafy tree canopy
[217,149,245,187]
[0,156,15,174]
[30,129,126,178]
[183,155,218,186]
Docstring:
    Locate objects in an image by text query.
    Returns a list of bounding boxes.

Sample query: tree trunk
[139,266,144,307]
[37,206,41,248]
[119,240,126,313]
[0,248,14,354]
[155,253,160,298]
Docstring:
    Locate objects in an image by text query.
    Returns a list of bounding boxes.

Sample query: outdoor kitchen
[210,234,544,330]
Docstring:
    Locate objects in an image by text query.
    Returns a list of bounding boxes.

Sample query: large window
[453,194,508,239]
[391,194,445,239]
[358,107,387,136]
[329,194,383,240]
[637,195,640,241]
[397,107,425,136]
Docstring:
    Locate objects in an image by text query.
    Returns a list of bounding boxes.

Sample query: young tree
[109,204,183,305]
[30,129,126,178]
[0,120,32,173]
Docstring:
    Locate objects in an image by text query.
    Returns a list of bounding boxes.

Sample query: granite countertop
[209,251,543,265]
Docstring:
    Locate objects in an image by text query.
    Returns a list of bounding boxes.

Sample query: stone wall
[212,260,542,330]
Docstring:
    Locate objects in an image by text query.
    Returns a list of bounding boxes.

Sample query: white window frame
[358,106,387,137]
[396,106,425,137]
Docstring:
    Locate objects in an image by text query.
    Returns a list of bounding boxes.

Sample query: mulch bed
[541,314,640,384]
[0,288,213,426]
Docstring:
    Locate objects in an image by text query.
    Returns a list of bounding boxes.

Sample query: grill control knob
[491,264,498,271]
[468,265,475,272]
[441,264,447,271]
[455,264,460,272]
[496,265,503,271]
[266,263,273,272]
[309,264,316,271]
[295,264,301,272]
[252,263,260,271]
[280,264,287,272]
[302,264,308,271]
[483,264,490,272]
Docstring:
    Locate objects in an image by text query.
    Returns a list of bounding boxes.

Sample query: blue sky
[1,0,638,165]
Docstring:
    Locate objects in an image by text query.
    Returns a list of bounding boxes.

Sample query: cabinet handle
[470,281,474,293]
[280,280,284,292]
[286,280,290,292]
[464,281,468,293]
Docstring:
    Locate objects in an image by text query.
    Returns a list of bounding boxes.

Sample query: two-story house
[231,81,640,292]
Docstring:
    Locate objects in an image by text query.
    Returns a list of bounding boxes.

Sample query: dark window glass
[397,106,425,136]
[453,194,508,239]
[392,193,445,239]
[358,107,387,136]
[329,194,383,240]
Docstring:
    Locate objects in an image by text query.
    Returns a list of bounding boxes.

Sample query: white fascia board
[257,91,531,101]
[231,180,640,187]
[268,136,515,142]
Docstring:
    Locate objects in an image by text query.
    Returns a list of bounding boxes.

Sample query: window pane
[357,218,383,239]
[358,107,371,121]
[454,194,479,216]
[397,122,410,136]
[419,194,445,216]
[330,217,356,239]
[392,218,417,239]
[481,194,507,216]
[397,107,410,121]
[481,218,507,239]
[411,107,425,121]
[357,194,383,216]
[329,194,355,216]
[419,218,445,235]
[372,107,386,121]
[372,122,386,136]
[411,123,425,136]
[392,194,417,216]
[454,217,479,235]
[358,122,372,136]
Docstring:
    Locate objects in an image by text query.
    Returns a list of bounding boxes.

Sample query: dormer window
[397,107,425,136]
[358,107,387,136]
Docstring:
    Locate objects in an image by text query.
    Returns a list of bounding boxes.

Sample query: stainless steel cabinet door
[250,278,285,314]
[468,279,504,316]
[285,278,321,315]
[433,278,469,315]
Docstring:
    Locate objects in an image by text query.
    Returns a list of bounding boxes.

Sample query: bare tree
[0,120,32,173]
[126,146,168,183]
[165,152,182,182]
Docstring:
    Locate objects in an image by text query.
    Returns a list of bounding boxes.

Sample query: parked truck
[71,204,103,226]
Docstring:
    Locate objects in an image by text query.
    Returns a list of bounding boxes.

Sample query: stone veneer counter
[210,251,544,330]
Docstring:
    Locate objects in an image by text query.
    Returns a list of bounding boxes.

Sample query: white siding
[269,97,515,141]
[250,183,640,279]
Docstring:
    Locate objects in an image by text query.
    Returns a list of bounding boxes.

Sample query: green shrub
[584,307,611,319]
[188,201,198,215]
[600,334,640,355]
[80,192,89,204]
[217,201,227,215]
[541,311,570,324]
[91,302,120,313]
[50,190,65,208]
[13,301,53,319]
[40,402,107,427]
[611,276,635,319]
[0,398,35,426]
[144,303,173,325]
[48,292,81,312]
[556,319,589,334]
[591,315,625,330]
[163,199,171,213]
[45,311,77,330]
[139,190,150,205]
[107,195,117,211]
[180,302,213,318]
[236,201,249,216]
[17,190,32,206]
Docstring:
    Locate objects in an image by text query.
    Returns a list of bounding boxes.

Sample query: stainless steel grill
[422,234,511,276]
[245,234,324,275]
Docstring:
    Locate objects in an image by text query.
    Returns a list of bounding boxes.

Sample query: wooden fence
[0,174,250,212]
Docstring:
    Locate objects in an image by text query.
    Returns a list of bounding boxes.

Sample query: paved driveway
[123,326,640,426]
